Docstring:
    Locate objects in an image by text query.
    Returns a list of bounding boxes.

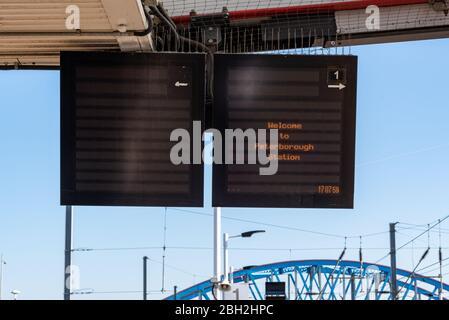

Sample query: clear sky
[1,39,449,300]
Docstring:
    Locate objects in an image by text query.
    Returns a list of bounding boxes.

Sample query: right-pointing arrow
[328,83,346,90]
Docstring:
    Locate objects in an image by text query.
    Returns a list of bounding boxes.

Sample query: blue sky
[1,39,449,300]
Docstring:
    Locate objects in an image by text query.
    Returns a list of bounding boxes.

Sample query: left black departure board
[61,52,205,207]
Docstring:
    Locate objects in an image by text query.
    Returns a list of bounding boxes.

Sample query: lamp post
[11,290,20,300]
[222,230,266,286]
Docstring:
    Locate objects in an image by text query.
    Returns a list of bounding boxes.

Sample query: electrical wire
[73,290,172,295]
[73,245,448,252]
[375,214,449,264]
[149,4,214,98]
[134,4,153,37]
[145,256,208,278]
[148,5,180,51]
[416,256,449,274]
[168,207,389,239]
[317,237,346,300]
[396,247,430,297]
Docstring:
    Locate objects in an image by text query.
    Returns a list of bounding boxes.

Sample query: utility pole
[0,254,5,300]
[143,256,149,300]
[64,206,73,301]
[213,207,222,299]
[223,233,229,284]
[389,222,398,300]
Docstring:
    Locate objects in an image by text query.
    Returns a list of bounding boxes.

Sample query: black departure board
[212,54,357,208]
[61,52,205,207]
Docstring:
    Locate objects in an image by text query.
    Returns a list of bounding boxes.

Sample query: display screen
[212,54,357,208]
[61,52,205,207]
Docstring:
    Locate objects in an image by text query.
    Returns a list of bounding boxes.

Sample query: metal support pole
[213,207,222,284]
[389,223,398,300]
[143,256,149,300]
[294,269,298,300]
[0,254,5,300]
[174,285,178,300]
[223,233,229,284]
[64,206,73,301]
[213,207,222,300]
[350,273,355,300]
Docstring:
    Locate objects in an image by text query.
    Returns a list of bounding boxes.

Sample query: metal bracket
[189,7,230,46]
[190,7,230,27]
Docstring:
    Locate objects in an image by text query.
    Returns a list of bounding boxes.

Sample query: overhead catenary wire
[70,253,207,278]
[72,245,448,252]
[438,220,444,299]
[375,214,449,264]
[72,289,173,295]
[396,247,431,297]
[168,207,389,239]
[359,236,363,273]
[396,231,437,248]
[145,256,208,278]
[317,237,346,300]
[416,256,449,274]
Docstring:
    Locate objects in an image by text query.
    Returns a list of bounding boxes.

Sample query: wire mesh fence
[151,0,449,54]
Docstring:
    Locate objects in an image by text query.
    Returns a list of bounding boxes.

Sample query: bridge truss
[166,260,449,300]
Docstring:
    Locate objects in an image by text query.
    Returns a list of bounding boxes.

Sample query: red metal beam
[172,0,430,25]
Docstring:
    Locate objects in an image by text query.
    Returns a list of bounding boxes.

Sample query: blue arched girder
[165,260,449,300]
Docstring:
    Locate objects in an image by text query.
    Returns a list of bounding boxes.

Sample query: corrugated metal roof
[0,0,152,68]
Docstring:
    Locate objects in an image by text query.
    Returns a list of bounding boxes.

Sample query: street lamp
[222,230,266,287]
[11,290,20,300]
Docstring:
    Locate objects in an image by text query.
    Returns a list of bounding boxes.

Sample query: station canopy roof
[0,0,152,68]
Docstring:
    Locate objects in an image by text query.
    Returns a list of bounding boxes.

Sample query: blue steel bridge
[165,260,449,300]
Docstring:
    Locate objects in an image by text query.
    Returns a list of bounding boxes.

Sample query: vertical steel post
[223,233,229,283]
[350,273,355,300]
[174,285,177,300]
[294,269,298,300]
[213,207,222,279]
[389,223,398,300]
[0,254,4,300]
[143,256,149,300]
[64,206,73,300]
[213,207,222,299]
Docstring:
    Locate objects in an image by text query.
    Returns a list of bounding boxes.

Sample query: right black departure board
[212,54,357,208]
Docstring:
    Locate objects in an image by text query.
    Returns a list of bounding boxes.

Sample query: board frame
[212,53,357,209]
[61,51,206,207]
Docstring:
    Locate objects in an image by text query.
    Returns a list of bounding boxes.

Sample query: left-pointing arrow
[175,81,189,87]
[328,83,346,90]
